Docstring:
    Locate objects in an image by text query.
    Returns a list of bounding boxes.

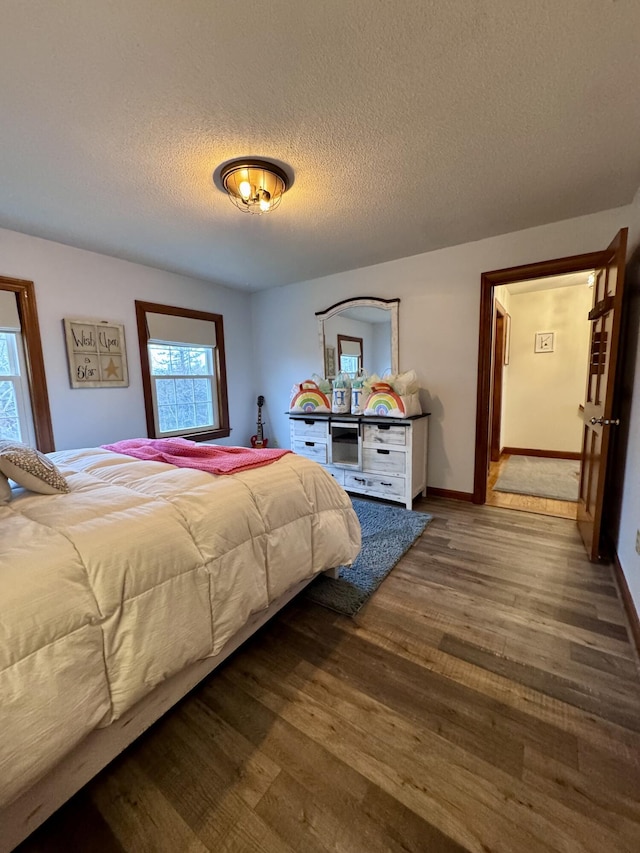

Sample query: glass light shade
[220,160,289,214]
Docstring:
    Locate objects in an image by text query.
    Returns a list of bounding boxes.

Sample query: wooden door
[577,228,628,561]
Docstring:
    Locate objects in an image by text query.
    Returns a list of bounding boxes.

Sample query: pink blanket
[101,438,291,475]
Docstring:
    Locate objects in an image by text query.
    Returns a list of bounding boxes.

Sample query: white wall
[0,227,255,449]
[501,286,592,453]
[252,202,640,614]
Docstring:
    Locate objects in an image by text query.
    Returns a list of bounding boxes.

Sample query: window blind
[340,339,362,356]
[146,313,216,347]
[0,291,21,331]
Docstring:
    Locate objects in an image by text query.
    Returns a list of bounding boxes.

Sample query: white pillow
[0,471,11,504]
[0,441,70,495]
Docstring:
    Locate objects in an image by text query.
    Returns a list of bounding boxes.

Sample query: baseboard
[502,447,581,461]
[427,487,474,502]
[611,550,640,657]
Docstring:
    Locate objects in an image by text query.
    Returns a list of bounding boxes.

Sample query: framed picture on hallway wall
[534,331,554,353]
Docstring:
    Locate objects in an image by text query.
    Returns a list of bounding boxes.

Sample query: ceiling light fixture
[218,159,289,214]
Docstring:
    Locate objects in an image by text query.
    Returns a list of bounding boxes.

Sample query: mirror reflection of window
[337,334,363,378]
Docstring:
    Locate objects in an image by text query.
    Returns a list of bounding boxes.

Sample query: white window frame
[0,329,36,445]
[148,341,218,438]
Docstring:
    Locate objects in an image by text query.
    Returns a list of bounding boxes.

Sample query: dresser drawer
[362,447,406,476]
[344,471,406,500]
[293,440,328,464]
[363,423,407,446]
[323,465,345,485]
[290,418,329,441]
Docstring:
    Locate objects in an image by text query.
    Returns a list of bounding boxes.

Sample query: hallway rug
[305,498,432,615]
[493,455,580,501]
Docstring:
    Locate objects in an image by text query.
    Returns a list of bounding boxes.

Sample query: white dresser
[289,414,429,509]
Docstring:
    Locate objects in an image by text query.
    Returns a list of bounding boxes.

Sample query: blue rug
[306,498,432,615]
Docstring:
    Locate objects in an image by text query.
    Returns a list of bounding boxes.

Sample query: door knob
[590,416,620,426]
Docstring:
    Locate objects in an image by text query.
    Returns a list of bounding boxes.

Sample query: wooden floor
[486,455,578,520]
[16,498,640,853]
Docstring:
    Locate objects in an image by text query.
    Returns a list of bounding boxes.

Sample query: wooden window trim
[0,276,54,452]
[135,300,230,441]
[337,334,364,373]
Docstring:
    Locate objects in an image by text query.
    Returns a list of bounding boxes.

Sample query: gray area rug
[493,455,580,501]
[306,498,432,615]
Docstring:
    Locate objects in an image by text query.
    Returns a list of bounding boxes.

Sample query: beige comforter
[0,447,360,807]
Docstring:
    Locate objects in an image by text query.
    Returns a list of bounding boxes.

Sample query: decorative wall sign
[64,318,129,388]
[534,331,554,353]
[325,345,336,378]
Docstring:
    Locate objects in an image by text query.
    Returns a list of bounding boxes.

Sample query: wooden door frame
[473,251,607,503]
[0,276,55,452]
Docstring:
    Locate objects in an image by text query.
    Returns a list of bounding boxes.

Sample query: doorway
[473,250,608,519]
[484,273,593,520]
[474,231,629,561]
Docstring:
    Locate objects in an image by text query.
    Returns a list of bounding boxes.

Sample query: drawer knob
[305,441,315,446]
[354,477,366,484]
[376,448,390,455]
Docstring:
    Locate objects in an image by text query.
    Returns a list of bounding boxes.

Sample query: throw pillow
[0,441,70,495]
[0,471,11,504]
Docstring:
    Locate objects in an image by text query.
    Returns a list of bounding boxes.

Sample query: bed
[0,446,361,851]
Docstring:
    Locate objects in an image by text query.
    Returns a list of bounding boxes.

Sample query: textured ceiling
[1,1,640,291]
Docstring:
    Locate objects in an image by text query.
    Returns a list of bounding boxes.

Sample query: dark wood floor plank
[523,747,640,838]
[569,641,640,681]
[131,712,296,853]
[386,570,635,658]
[439,633,640,731]
[90,758,209,853]
[13,792,127,853]
[221,650,566,853]
[201,672,464,853]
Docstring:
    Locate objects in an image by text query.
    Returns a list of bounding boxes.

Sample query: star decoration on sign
[104,358,120,379]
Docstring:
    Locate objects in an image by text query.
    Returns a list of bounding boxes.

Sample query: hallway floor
[486,455,578,520]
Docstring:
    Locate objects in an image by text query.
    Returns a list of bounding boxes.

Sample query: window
[0,280,53,451]
[149,343,216,436]
[0,331,35,444]
[136,301,230,441]
[337,334,363,378]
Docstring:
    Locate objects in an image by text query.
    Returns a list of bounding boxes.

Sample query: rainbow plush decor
[363,383,406,418]
[289,380,331,413]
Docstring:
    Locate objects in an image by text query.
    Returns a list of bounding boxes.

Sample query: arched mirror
[316,297,399,379]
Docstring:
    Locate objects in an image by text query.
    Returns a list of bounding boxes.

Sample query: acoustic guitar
[250,395,268,448]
